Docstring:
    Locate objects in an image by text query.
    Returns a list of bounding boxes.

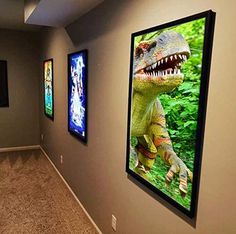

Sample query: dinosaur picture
[126,11,215,217]
[43,59,54,120]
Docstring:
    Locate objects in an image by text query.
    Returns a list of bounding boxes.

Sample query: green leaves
[157,19,205,176]
[131,136,138,147]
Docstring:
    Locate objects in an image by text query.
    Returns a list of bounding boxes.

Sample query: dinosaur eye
[158,35,167,44]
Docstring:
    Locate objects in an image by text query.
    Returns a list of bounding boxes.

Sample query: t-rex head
[133,30,190,96]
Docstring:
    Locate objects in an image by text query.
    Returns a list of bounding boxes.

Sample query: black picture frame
[0,60,9,107]
[43,58,54,120]
[68,50,88,143]
[126,10,215,218]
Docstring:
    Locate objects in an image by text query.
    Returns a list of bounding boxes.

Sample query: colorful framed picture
[68,50,88,143]
[43,59,54,120]
[0,60,9,107]
[126,10,215,217]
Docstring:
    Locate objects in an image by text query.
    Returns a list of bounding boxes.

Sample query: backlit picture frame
[68,50,88,143]
[43,59,54,120]
[126,10,215,218]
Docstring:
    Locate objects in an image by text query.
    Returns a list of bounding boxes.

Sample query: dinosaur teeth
[142,60,184,77]
[172,69,180,75]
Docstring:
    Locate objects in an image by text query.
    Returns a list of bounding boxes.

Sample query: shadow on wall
[127,174,198,228]
[65,0,132,46]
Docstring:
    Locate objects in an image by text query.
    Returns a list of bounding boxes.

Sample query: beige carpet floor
[0,149,97,234]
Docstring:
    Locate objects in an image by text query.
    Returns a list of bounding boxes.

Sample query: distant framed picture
[126,10,215,218]
[43,59,54,120]
[0,60,9,107]
[68,50,88,143]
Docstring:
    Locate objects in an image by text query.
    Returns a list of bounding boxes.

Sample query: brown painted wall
[40,0,236,233]
[0,29,40,148]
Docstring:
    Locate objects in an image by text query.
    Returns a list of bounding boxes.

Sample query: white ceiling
[25,0,104,27]
[0,0,40,31]
[0,0,104,31]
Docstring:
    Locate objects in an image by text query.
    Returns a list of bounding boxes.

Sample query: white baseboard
[40,146,102,234]
[0,145,40,153]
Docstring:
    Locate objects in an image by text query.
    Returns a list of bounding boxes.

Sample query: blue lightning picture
[68,50,87,142]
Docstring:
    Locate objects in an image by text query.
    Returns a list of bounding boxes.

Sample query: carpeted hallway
[0,149,97,234]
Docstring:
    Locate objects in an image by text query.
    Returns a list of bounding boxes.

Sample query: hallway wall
[0,29,40,148]
[40,0,236,233]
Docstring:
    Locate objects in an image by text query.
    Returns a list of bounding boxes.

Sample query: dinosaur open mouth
[137,53,188,78]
